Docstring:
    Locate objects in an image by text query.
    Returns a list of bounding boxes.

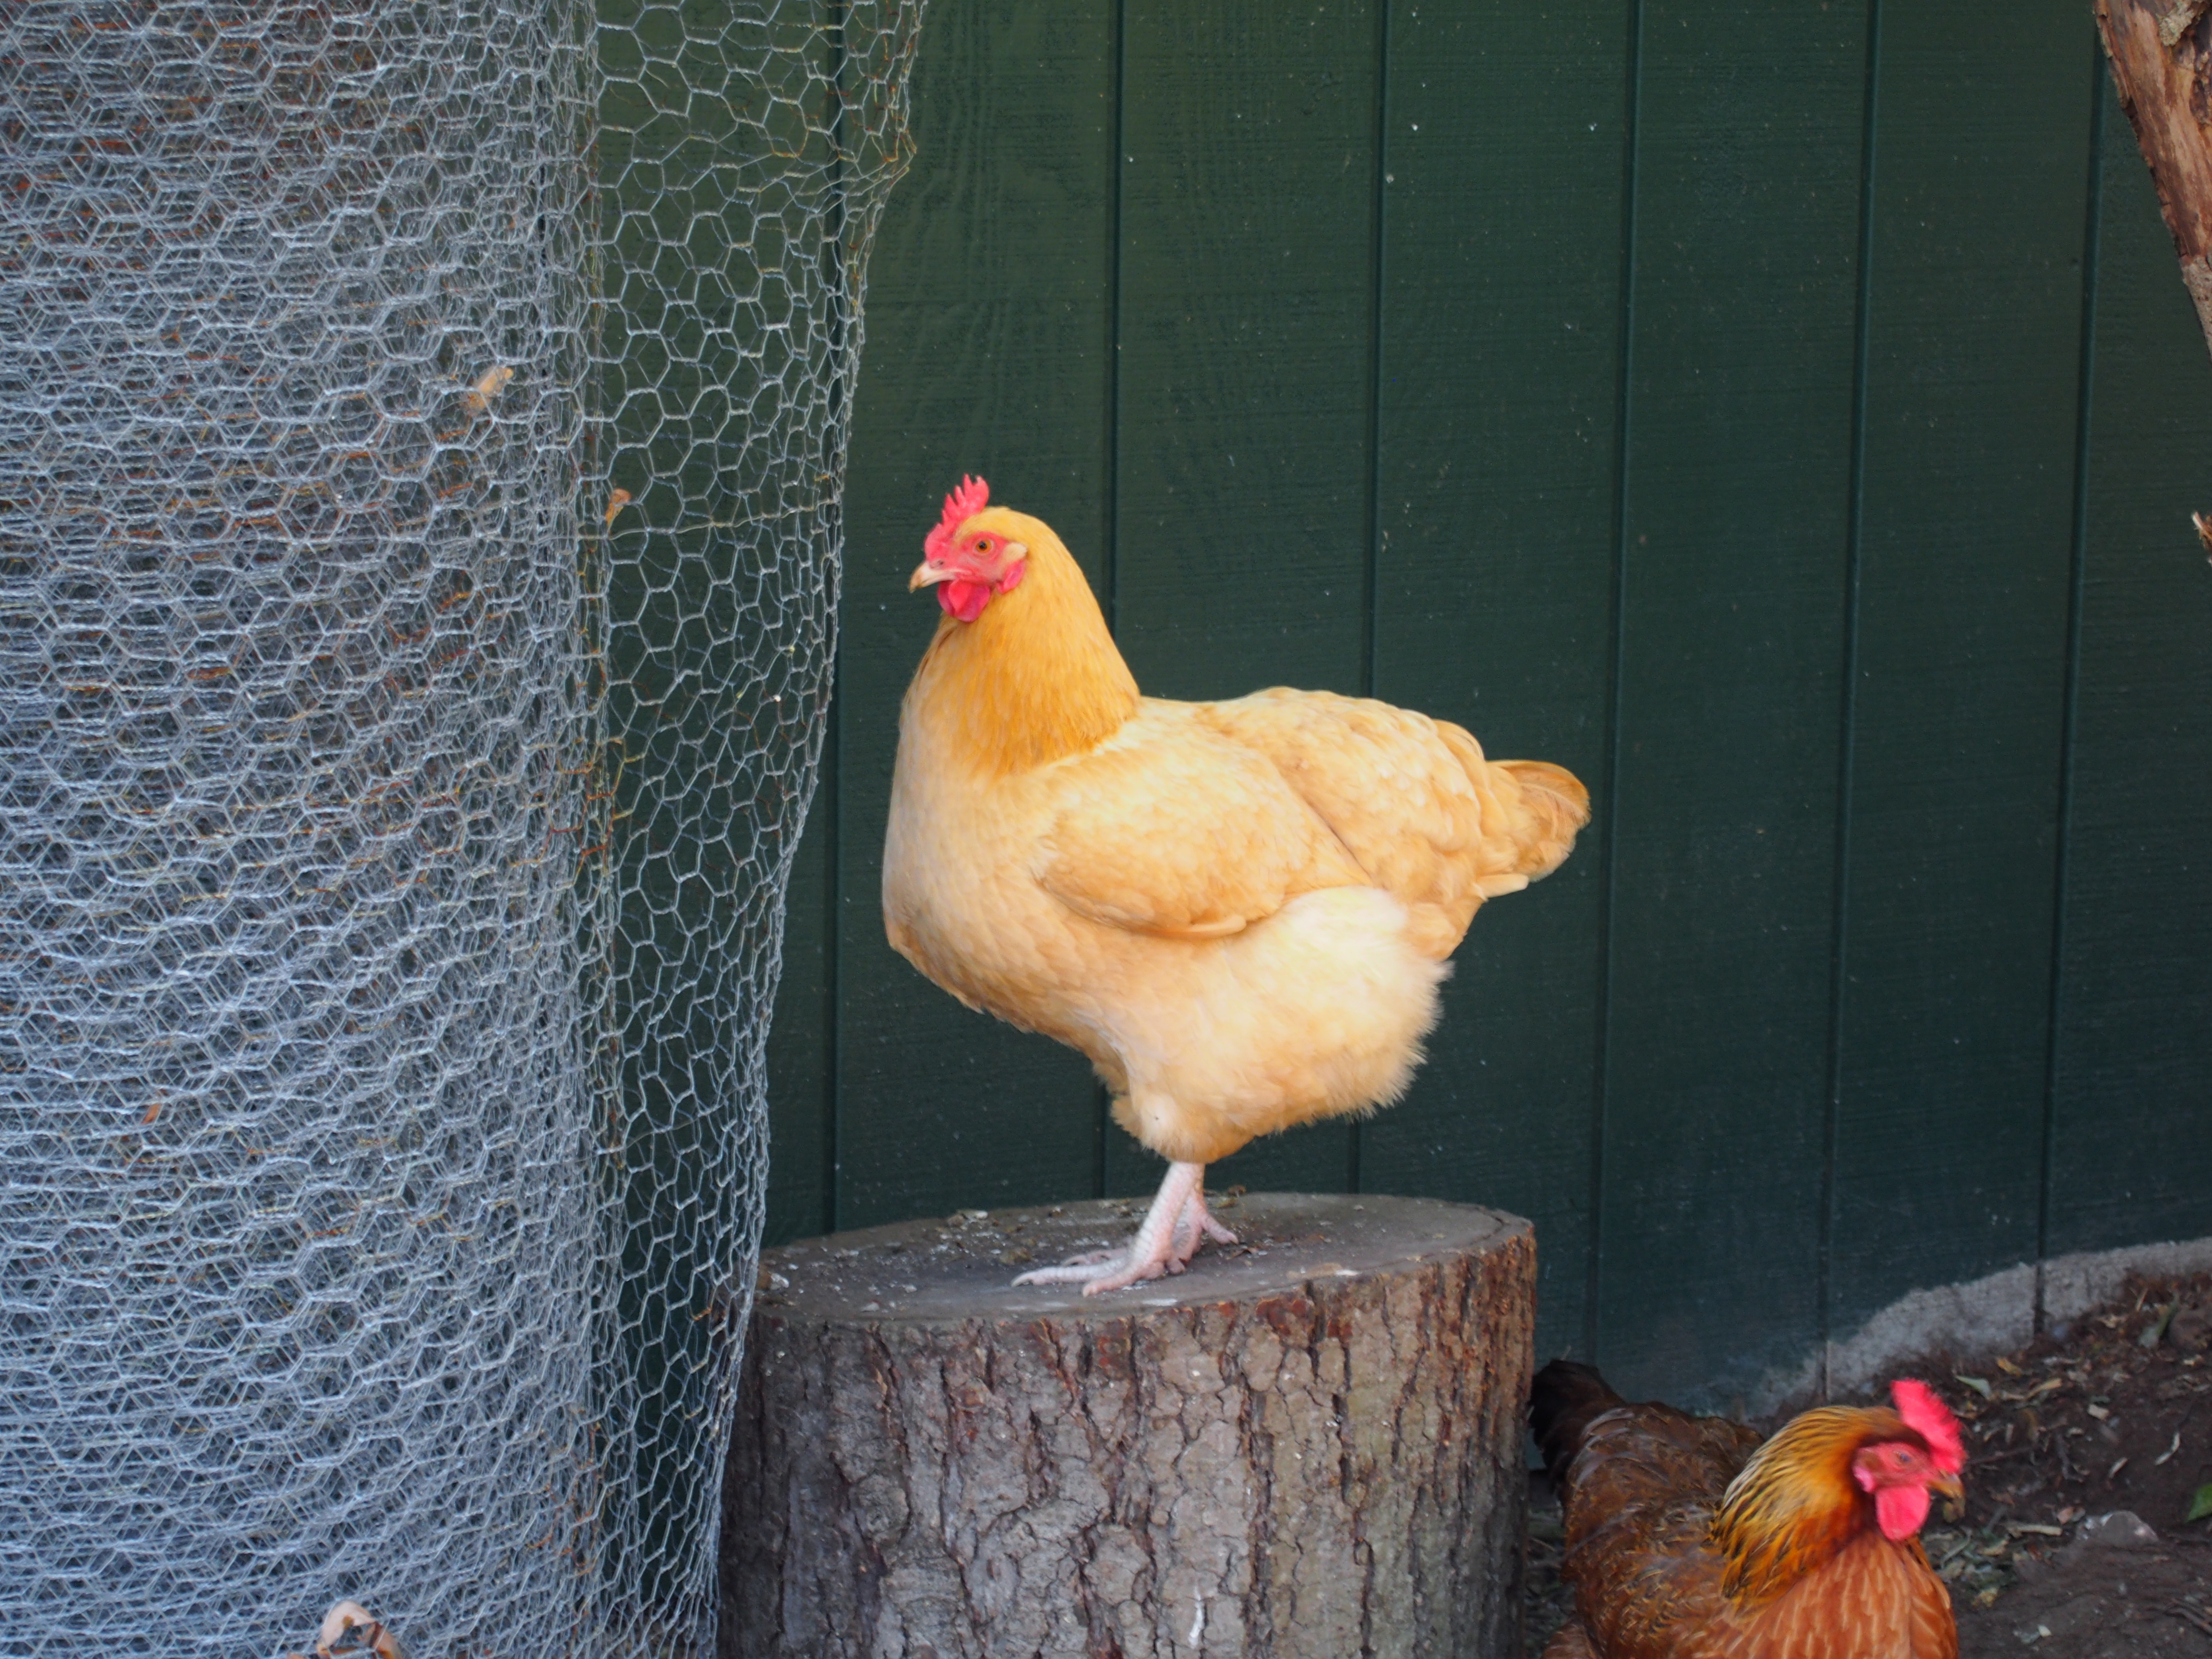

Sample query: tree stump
[720,1193,1535,1659]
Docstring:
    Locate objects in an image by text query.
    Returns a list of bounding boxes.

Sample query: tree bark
[2099,0,2212,362]
[721,1193,1535,1659]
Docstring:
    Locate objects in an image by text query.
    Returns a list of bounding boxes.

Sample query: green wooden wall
[761,0,2212,1403]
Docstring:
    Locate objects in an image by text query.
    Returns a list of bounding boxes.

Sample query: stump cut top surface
[752,1192,1527,1324]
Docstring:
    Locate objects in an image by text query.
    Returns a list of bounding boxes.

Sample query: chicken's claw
[1011,1161,1233,1295]
[1013,1254,1166,1293]
[1036,1247,1123,1270]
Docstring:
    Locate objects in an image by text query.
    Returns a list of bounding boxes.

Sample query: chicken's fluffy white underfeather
[882,477,1588,1293]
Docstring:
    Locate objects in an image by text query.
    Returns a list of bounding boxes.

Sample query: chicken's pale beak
[909,542,1025,592]
[1931,1474,1965,1518]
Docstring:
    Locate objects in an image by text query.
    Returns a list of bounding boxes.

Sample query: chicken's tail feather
[1433,725,1590,896]
[1529,1358,1625,1491]
[1495,758,1589,878]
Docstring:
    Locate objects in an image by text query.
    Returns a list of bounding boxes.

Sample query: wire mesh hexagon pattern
[0,1,922,1651]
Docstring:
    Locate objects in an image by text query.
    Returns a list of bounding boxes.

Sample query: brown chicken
[1530,1359,1967,1659]
[882,477,1587,1293]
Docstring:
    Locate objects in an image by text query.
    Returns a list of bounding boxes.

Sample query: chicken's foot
[1012,1161,1237,1295]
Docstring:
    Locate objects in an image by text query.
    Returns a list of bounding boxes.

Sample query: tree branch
[2099,0,2212,361]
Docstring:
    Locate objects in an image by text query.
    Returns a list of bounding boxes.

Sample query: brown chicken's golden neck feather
[906,509,1140,775]
[1709,1405,1912,1605]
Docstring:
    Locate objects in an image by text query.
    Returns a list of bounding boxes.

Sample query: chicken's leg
[1012,1161,1238,1295]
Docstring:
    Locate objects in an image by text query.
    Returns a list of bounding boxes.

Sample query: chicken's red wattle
[940,578,992,621]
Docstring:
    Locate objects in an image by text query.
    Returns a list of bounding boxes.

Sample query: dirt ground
[1527,1272,2212,1656]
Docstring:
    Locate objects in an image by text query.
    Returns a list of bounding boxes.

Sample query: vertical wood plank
[2048,76,2212,1258]
[1597,0,1871,1405]
[829,0,1118,1228]
[1824,4,2093,1348]
[1102,0,1384,1202]
[1355,0,1631,1367]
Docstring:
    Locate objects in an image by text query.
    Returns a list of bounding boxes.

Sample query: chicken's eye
[974,538,991,553]
[1893,1451,1911,1465]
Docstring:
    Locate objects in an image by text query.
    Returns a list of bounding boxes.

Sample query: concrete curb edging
[1751,1234,2212,1413]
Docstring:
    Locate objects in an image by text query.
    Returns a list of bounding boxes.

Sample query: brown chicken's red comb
[925,475,990,562]
[1889,1379,1965,1473]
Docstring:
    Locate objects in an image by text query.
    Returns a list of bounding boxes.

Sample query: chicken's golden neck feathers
[907,509,1140,776]
[1710,1405,1915,1604]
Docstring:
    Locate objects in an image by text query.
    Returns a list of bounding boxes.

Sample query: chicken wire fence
[0,1,921,1653]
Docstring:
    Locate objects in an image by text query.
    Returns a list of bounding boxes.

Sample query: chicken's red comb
[924,475,990,561]
[1890,1378,1965,1474]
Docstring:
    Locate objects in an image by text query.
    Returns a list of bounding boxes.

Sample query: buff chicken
[1530,1358,1967,1659]
[882,476,1587,1293]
